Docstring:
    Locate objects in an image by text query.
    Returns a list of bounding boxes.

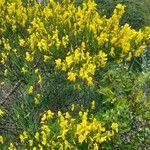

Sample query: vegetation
[0,0,150,149]
[96,0,150,29]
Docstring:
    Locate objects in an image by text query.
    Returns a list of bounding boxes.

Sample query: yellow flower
[98,51,107,67]
[33,146,37,150]
[134,45,146,57]
[21,66,28,74]
[38,39,48,51]
[38,74,42,84]
[28,85,33,94]
[66,56,73,68]
[25,52,33,62]
[19,131,28,143]
[107,131,114,140]
[65,112,70,119]
[78,134,85,144]
[99,136,107,143]
[127,52,132,61]
[94,133,107,143]
[47,110,54,119]
[8,143,16,150]
[111,122,118,132]
[0,135,3,144]
[41,133,47,145]
[0,109,5,117]
[43,55,50,62]
[55,58,62,69]
[67,72,77,81]
[87,63,96,75]
[4,69,8,76]
[93,143,99,150]
[41,125,50,134]
[38,144,43,150]
[29,139,33,146]
[71,104,75,111]
[4,42,11,51]
[110,47,115,57]
[34,94,41,105]
[41,114,47,123]
[91,100,95,110]
[19,38,25,47]
[35,69,39,74]
[87,76,93,86]
[58,111,62,117]
[116,3,125,10]
[62,35,69,48]
[35,132,39,141]
[78,111,83,117]
[74,49,81,63]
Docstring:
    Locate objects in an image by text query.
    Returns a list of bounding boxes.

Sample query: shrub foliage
[0,0,150,149]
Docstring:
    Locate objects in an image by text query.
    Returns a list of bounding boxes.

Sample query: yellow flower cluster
[55,42,99,85]
[143,26,150,40]
[8,143,16,150]
[6,103,118,149]
[0,0,149,87]
[19,131,28,143]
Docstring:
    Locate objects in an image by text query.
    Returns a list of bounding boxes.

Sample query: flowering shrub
[0,0,150,88]
[95,65,150,149]
[1,104,118,149]
[96,0,150,29]
[0,0,150,149]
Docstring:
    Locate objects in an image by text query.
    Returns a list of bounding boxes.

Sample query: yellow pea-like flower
[67,72,77,82]
[25,52,33,62]
[27,85,33,94]
[21,67,28,74]
[43,55,50,62]
[19,38,25,47]
[111,122,119,133]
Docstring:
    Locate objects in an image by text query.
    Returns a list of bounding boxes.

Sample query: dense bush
[96,0,150,29]
[95,0,150,71]
[95,64,150,149]
[0,0,150,149]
